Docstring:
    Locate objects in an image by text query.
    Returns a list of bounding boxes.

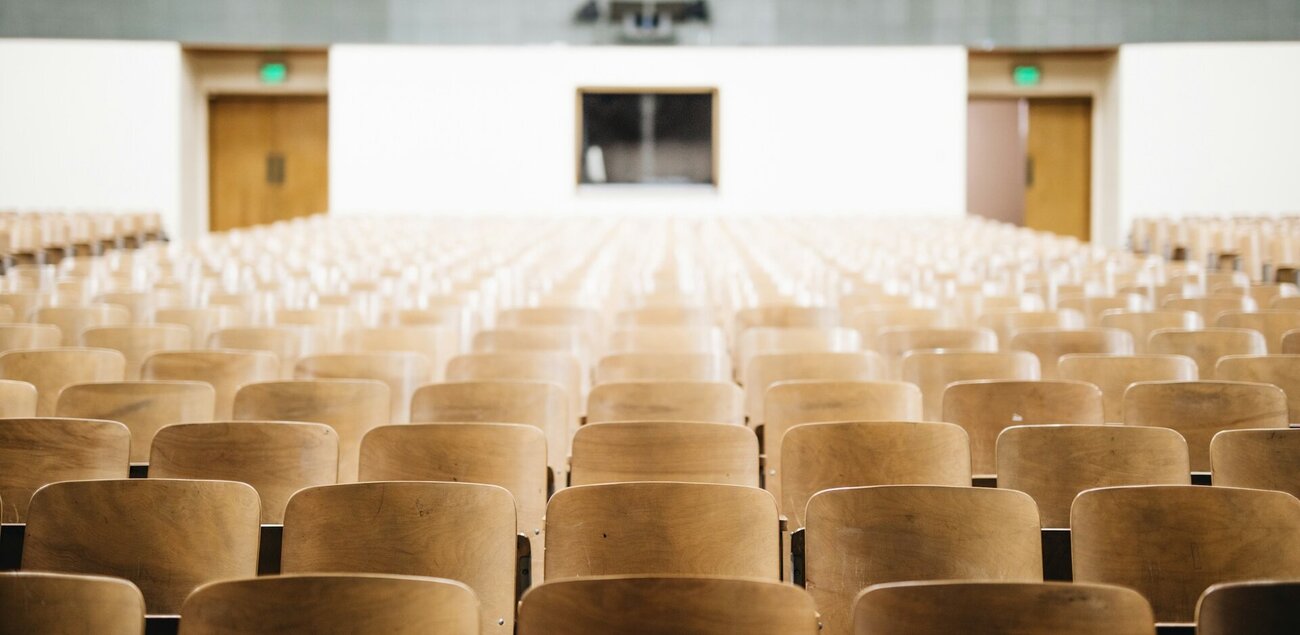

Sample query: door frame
[967,50,1120,247]
[180,47,328,240]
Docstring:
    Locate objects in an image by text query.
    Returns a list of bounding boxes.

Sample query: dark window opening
[579,91,715,185]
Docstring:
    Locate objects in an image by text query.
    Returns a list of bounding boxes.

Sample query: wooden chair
[149,421,338,523]
[141,350,278,420]
[1123,380,1287,471]
[587,381,743,424]
[873,326,996,376]
[805,485,1042,635]
[1099,310,1202,353]
[595,352,730,383]
[1216,354,1300,421]
[499,306,602,332]
[81,325,190,380]
[996,424,1190,528]
[607,326,725,354]
[1071,485,1300,623]
[1162,295,1256,325]
[1008,327,1134,379]
[1216,309,1300,353]
[360,422,547,573]
[35,304,130,346]
[282,481,516,633]
[1058,294,1147,327]
[410,381,569,476]
[294,352,430,424]
[0,417,129,522]
[745,352,888,424]
[976,309,1085,346]
[1196,580,1300,635]
[56,380,216,463]
[735,305,838,333]
[23,479,260,614]
[0,379,37,417]
[0,292,50,323]
[274,307,357,348]
[1282,327,1300,353]
[782,421,970,527]
[901,350,1041,421]
[738,327,860,381]
[1210,428,1300,499]
[233,380,388,483]
[209,326,324,379]
[1148,327,1266,378]
[446,352,584,420]
[1057,354,1198,422]
[343,325,453,381]
[848,307,950,348]
[473,327,591,362]
[545,482,779,581]
[0,347,126,415]
[571,421,758,487]
[615,306,716,327]
[518,575,819,635]
[155,306,245,348]
[180,573,479,635]
[0,323,62,353]
[0,572,145,635]
[852,580,1156,635]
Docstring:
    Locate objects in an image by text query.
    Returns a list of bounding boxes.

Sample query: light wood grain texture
[180,573,478,635]
[738,327,860,383]
[874,327,996,377]
[996,424,1190,528]
[0,323,62,353]
[587,381,743,424]
[0,378,37,417]
[848,307,950,348]
[359,422,546,575]
[735,305,838,333]
[0,571,145,635]
[499,306,602,332]
[0,292,49,323]
[0,417,129,522]
[1058,294,1146,327]
[56,381,216,463]
[294,352,430,424]
[782,421,970,527]
[273,308,356,347]
[765,380,922,505]
[853,580,1155,635]
[282,481,516,633]
[976,310,1085,347]
[23,479,260,615]
[1163,295,1256,325]
[411,381,569,476]
[1098,310,1202,353]
[91,292,170,324]
[473,327,591,364]
[595,352,730,383]
[545,482,779,581]
[1071,485,1300,623]
[82,325,191,380]
[209,326,325,379]
[607,326,725,354]
[0,347,126,415]
[1281,328,1300,354]
[1196,580,1300,635]
[1024,98,1091,240]
[1216,354,1300,421]
[35,305,130,346]
[344,325,453,382]
[1216,309,1300,353]
[447,352,584,421]
[614,307,716,327]
[233,379,387,483]
[1057,353,1198,422]
[806,485,1042,635]
[1123,380,1287,471]
[901,350,1041,421]
[746,352,888,423]
[1210,428,1300,499]
[1148,327,1266,378]
[1009,327,1134,379]
[141,350,279,420]
[571,421,758,487]
[155,307,246,348]
[518,575,818,635]
[150,421,338,523]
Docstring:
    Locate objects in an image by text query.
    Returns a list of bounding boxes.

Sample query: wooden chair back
[1148,327,1266,378]
[35,304,130,345]
[595,352,730,383]
[1009,327,1134,379]
[82,325,190,380]
[23,479,260,614]
[745,352,888,423]
[0,347,126,415]
[1210,428,1300,499]
[1196,580,1300,635]
[0,572,145,635]
[0,323,62,353]
[1216,309,1300,353]
[1124,380,1287,471]
[446,352,584,420]
[1099,309,1202,353]
[587,381,743,424]
[901,350,1041,421]
[0,417,128,522]
[873,327,996,376]
[1215,354,1300,421]
[738,327,860,381]
[571,421,758,487]
[294,352,430,424]
[848,307,950,348]
[0,378,37,417]
[1057,353,1198,422]
[607,326,725,354]
[209,326,324,379]
[155,307,245,348]
[1056,294,1146,327]
[615,306,716,327]
[56,380,216,463]
[1162,295,1256,324]
[141,350,279,419]
[976,309,1085,346]
[410,381,569,475]
[343,325,453,381]
[281,481,517,633]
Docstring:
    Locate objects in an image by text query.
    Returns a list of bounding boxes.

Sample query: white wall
[330,46,967,217]
[1118,43,1300,241]
[0,39,183,234]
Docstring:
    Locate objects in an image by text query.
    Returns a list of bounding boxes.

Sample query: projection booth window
[578,89,717,186]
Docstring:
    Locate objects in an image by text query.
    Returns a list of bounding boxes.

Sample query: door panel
[209,96,328,232]
[1024,98,1091,241]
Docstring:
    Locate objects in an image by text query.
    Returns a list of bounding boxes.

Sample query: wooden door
[209,96,328,232]
[1024,98,1091,241]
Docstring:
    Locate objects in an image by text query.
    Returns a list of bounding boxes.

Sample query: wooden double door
[209,96,328,232]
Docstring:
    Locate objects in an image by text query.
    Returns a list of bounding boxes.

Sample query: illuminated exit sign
[259,61,288,85]
[1012,64,1041,87]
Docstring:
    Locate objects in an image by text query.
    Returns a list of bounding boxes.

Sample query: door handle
[1025,156,1035,188]
[266,153,286,185]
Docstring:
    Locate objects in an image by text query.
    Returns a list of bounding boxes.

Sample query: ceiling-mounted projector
[574,1,711,44]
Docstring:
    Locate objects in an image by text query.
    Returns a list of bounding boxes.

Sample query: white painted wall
[1117,43,1300,242]
[0,39,183,233]
[330,46,967,217]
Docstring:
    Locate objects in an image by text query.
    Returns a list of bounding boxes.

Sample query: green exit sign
[259,61,288,85]
[1012,64,1042,87]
